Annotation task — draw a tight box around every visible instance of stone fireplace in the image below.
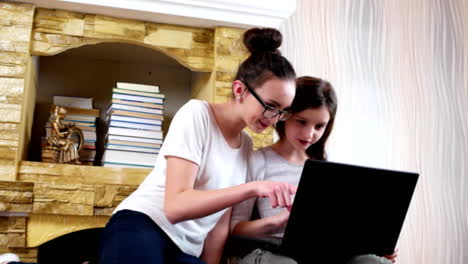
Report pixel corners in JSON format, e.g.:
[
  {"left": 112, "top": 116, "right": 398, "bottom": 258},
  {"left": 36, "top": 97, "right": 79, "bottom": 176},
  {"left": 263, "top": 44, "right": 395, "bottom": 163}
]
[{"left": 0, "top": 0, "right": 294, "bottom": 261}]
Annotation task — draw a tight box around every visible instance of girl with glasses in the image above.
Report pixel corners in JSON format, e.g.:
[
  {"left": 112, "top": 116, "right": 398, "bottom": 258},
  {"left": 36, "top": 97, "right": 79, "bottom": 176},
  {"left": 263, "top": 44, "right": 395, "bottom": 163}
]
[
  {"left": 97, "top": 27, "right": 298, "bottom": 264},
  {"left": 229, "top": 76, "right": 397, "bottom": 264}
]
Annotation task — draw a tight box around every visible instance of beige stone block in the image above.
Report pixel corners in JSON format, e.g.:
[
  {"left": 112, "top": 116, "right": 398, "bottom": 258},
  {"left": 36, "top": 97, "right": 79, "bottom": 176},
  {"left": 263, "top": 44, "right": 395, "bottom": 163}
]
[
  {"left": 184, "top": 47, "right": 212, "bottom": 58},
  {"left": 0, "top": 181, "right": 34, "bottom": 212},
  {"left": 0, "top": 103, "right": 21, "bottom": 122},
  {"left": 34, "top": 9, "right": 85, "bottom": 36},
  {"left": 0, "top": 150, "right": 16, "bottom": 161},
  {"left": 0, "top": 25, "right": 32, "bottom": 43},
  {"left": 0, "top": 41, "right": 29, "bottom": 54},
  {"left": 18, "top": 173, "right": 83, "bottom": 185},
  {"left": 145, "top": 29, "right": 193, "bottom": 49},
  {"left": 0, "top": 203, "right": 31, "bottom": 213},
  {"left": 0, "top": 2, "right": 34, "bottom": 23},
  {"left": 94, "top": 185, "right": 136, "bottom": 215},
  {"left": 0, "top": 52, "right": 28, "bottom": 66},
  {"left": 215, "top": 57, "right": 241, "bottom": 72},
  {"left": 18, "top": 161, "right": 148, "bottom": 186},
  {"left": 33, "top": 183, "right": 94, "bottom": 215},
  {"left": 0, "top": 190, "right": 33, "bottom": 203},
  {"left": 216, "top": 37, "right": 245, "bottom": 56},
  {"left": 0, "top": 216, "right": 27, "bottom": 248},
  {"left": 94, "top": 185, "right": 118, "bottom": 207},
  {"left": 0, "top": 139, "right": 18, "bottom": 148},
  {"left": 184, "top": 56, "right": 214, "bottom": 72},
  {"left": 0, "top": 65, "right": 25, "bottom": 78},
  {"left": 91, "top": 15, "right": 145, "bottom": 40},
  {"left": 193, "top": 31, "right": 213, "bottom": 44},
  {"left": 0, "top": 77, "right": 24, "bottom": 97},
  {"left": 215, "top": 87, "right": 232, "bottom": 97},
  {"left": 31, "top": 32, "right": 98, "bottom": 56},
  {"left": 0, "top": 123, "right": 19, "bottom": 139},
  {"left": 216, "top": 27, "right": 245, "bottom": 39},
  {"left": 216, "top": 72, "right": 235, "bottom": 82}
]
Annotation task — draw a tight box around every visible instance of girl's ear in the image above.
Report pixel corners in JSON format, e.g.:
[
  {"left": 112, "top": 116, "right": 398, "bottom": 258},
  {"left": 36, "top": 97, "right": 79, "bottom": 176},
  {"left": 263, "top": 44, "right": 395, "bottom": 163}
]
[{"left": 232, "top": 80, "right": 246, "bottom": 101}]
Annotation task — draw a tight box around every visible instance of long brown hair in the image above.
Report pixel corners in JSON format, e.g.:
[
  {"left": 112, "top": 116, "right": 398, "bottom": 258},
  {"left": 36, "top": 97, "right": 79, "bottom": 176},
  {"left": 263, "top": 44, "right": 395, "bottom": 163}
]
[{"left": 275, "top": 76, "right": 338, "bottom": 160}]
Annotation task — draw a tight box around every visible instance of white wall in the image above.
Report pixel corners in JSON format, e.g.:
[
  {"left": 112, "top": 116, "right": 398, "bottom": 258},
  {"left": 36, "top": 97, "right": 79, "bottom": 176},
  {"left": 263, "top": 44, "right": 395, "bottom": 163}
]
[{"left": 280, "top": 0, "right": 467, "bottom": 263}]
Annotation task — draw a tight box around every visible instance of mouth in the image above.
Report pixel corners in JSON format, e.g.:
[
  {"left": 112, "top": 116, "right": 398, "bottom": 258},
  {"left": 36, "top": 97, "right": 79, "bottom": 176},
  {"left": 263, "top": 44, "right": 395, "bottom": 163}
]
[
  {"left": 297, "top": 139, "right": 310, "bottom": 146},
  {"left": 257, "top": 119, "right": 269, "bottom": 130}
]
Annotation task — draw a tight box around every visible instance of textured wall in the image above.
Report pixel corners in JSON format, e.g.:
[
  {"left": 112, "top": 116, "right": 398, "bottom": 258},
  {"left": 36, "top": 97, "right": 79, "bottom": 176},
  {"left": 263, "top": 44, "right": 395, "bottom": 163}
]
[{"left": 280, "top": 0, "right": 467, "bottom": 263}]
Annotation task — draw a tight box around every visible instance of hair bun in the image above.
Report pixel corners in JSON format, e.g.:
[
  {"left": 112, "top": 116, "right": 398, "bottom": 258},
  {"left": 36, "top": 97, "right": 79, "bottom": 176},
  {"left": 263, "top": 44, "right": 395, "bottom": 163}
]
[{"left": 243, "top": 28, "right": 282, "bottom": 54}]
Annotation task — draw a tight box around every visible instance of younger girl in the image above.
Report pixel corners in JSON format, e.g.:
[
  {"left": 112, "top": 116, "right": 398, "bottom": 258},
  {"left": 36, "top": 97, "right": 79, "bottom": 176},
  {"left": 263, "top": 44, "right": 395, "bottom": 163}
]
[{"left": 230, "top": 76, "right": 396, "bottom": 264}]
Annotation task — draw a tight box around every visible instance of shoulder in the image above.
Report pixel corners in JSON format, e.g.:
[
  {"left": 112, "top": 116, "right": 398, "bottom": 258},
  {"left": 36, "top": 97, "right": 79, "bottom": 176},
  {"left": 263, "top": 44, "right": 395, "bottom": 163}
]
[{"left": 177, "top": 99, "right": 209, "bottom": 115}]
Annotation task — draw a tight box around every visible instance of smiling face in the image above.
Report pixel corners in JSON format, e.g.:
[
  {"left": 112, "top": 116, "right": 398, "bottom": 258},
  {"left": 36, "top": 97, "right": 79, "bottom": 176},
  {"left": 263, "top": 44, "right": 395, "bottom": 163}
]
[
  {"left": 240, "top": 77, "right": 296, "bottom": 133},
  {"left": 283, "top": 106, "right": 330, "bottom": 151}
]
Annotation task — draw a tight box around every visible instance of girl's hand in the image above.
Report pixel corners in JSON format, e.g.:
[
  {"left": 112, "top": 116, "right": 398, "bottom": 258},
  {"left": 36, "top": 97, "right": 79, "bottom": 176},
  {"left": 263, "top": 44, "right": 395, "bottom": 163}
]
[
  {"left": 269, "top": 210, "right": 290, "bottom": 229},
  {"left": 383, "top": 248, "right": 398, "bottom": 263},
  {"left": 254, "top": 181, "right": 296, "bottom": 209}
]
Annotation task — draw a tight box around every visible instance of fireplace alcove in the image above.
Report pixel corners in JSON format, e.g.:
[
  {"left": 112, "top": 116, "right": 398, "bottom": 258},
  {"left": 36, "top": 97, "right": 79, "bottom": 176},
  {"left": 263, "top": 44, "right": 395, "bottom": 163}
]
[{"left": 0, "top": 5, "right": 276, "bottom": 261}]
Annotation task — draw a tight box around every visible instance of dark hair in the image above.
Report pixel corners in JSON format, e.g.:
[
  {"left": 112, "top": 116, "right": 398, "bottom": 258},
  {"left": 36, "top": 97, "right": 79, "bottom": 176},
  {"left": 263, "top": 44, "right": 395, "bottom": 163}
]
[
  {"left": 275, "top": 76, "right": 338, "bottom": 160},
  {"left": 234, "top": 28, "right": 296, "bottom": 91}
]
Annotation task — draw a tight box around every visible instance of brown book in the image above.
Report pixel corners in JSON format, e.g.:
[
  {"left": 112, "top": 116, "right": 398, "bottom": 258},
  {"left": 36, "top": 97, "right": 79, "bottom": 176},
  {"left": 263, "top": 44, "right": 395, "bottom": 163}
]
[{"left": 50, "top": 105, "right": 100, "bottom": 117}]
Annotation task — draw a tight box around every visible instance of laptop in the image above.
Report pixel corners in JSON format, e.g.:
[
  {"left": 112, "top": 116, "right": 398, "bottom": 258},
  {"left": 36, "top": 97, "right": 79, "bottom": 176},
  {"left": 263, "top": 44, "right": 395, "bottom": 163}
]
[{"left": 278, "top": 160, "right": 419, "bottom": 263}]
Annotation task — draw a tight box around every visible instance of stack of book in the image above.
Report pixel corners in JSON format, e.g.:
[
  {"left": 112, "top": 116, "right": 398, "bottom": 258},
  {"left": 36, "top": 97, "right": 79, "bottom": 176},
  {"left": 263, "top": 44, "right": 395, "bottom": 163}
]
[
  {"left": 102, "top": 82, "right": 164, "bottom": 168},
  {"left": 43, "top": 96, "right": 99, "bottom": 165}
]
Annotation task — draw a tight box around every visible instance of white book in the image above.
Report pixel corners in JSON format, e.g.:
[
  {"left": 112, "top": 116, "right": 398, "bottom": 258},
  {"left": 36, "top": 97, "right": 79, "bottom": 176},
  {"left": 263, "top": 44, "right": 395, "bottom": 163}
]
[
  {"left": 103, "top": 149, "right": 158, "bottom": 166},
  {"left": 109, "top": 120, "right": 161, "bottom": 131},
  {"left": 106, "top": 144, "right": 160, "bottom": 154},
  {"left": 108, "top": 134, "right": 163, "bottom": 145},
  {"left": 108, "top": 126, "right": 163, "bottom": 139},
  {"left": 113, "top": 93, "right": 163, "bottom": 104},
  {"left": 53, "top": 96, "right": 93, "bottom": 109},
  {"left": 116, "top": 82, "right": 160, "bottom": 94},
  {"left": 113, "top": 88, "right": 165, "bottom": 99},
  {"left": 110, "top": 103, "right": 163, "bottom": 115},
  {"left": 108, "top": 114, "right": 162, "bottom": 125}
]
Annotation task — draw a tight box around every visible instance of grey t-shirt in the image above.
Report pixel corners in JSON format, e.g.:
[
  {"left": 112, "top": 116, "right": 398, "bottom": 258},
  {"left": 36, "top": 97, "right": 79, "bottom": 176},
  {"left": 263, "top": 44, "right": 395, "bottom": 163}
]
[{"left": 231, "top": 146, "right": 303, "bottom": 239}]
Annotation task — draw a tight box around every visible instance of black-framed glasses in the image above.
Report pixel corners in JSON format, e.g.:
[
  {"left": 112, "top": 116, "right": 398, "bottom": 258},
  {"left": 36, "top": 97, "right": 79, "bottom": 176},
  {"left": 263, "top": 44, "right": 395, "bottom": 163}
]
[{"left": 243, "top": 82, "right": 291, "bottom": 121}]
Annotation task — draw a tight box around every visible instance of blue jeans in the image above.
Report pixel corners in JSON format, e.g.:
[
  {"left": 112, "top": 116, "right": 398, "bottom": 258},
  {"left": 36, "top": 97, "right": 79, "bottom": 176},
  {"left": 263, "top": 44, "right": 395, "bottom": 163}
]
[{"left": 98, "top": 210, "right": 205, "bottom": 264}]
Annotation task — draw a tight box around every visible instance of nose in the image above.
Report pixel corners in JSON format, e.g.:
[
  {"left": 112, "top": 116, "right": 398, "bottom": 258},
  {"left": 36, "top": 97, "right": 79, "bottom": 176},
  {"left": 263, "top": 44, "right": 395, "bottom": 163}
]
[{"left": 303, "top": 128, "right": 316, "bottom": 142}]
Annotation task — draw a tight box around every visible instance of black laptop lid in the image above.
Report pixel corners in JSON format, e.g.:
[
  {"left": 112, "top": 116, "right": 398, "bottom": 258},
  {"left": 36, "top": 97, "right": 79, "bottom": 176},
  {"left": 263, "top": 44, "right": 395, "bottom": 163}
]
[{"left": 280, "top": 160, "right": 419, "bottom": 263}]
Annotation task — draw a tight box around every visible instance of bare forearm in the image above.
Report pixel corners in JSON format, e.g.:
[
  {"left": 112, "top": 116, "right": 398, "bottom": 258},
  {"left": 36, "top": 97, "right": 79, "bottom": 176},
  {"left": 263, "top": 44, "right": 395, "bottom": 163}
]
[
  {"left": 165, "top": 182, "right": 257, "bottom": 224},
  {"left": 232, "top": 218, "right": 279, "bottom": 238},
  {"left": 201, "top": 209, "right": 231, "bottom": 264}
]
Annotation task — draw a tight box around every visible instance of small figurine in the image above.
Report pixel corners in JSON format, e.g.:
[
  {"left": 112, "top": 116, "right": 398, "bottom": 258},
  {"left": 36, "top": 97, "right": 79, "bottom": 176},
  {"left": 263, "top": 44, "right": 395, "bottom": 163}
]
[{"left": 42, "top": 106, "right": 83, "bottom": 164}]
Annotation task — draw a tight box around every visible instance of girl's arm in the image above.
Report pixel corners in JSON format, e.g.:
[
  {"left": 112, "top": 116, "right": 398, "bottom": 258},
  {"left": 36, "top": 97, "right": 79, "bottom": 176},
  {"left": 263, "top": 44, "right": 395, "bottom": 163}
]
[
  {"left": 232, "top": 210, "right": 290, "bottom": 237},
  {"left": 164, "top": 156, "right": 296, "bottom": 224},
  {"left": 200, "top": 209, "right": 232, "bottom": 264}
]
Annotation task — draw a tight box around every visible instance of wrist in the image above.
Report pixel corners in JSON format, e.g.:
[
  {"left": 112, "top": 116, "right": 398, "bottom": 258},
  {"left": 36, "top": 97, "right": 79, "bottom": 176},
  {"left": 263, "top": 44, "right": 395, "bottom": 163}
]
[{"left": 245, "top": 181, "right": 259, "bottom": 198}]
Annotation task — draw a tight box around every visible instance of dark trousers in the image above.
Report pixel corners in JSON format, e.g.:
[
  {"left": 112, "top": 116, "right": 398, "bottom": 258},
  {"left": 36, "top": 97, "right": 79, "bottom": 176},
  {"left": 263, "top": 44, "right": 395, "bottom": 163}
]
[{"left": 98, "top": 210, "right": 205, "bottom": 264}]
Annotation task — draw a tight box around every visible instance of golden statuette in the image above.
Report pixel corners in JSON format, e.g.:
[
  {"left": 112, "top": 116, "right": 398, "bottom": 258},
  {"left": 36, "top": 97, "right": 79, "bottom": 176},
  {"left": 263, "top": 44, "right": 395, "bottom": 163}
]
[{"left": 42, "top": 106, "right": 84, "bottom": 164}]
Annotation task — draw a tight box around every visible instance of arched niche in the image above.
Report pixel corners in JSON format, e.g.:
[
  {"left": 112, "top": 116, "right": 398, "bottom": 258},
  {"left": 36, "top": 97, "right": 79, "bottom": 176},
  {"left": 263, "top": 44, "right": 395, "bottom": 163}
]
[{"left": 30, "top": 8, "right": 214, "bottom": 72}]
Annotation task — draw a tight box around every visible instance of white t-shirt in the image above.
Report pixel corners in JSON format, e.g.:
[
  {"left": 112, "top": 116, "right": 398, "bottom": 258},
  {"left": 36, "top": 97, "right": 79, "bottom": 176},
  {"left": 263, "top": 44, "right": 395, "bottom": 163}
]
[{"left": 114, "top": 99, "right": 253, "bottom": 257}]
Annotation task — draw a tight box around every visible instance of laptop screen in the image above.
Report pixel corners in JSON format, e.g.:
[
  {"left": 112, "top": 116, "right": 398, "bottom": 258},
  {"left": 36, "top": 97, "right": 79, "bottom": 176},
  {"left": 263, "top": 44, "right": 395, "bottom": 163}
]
[{"left": 280, "top": 160, "right": 419, "bottom": 263}]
